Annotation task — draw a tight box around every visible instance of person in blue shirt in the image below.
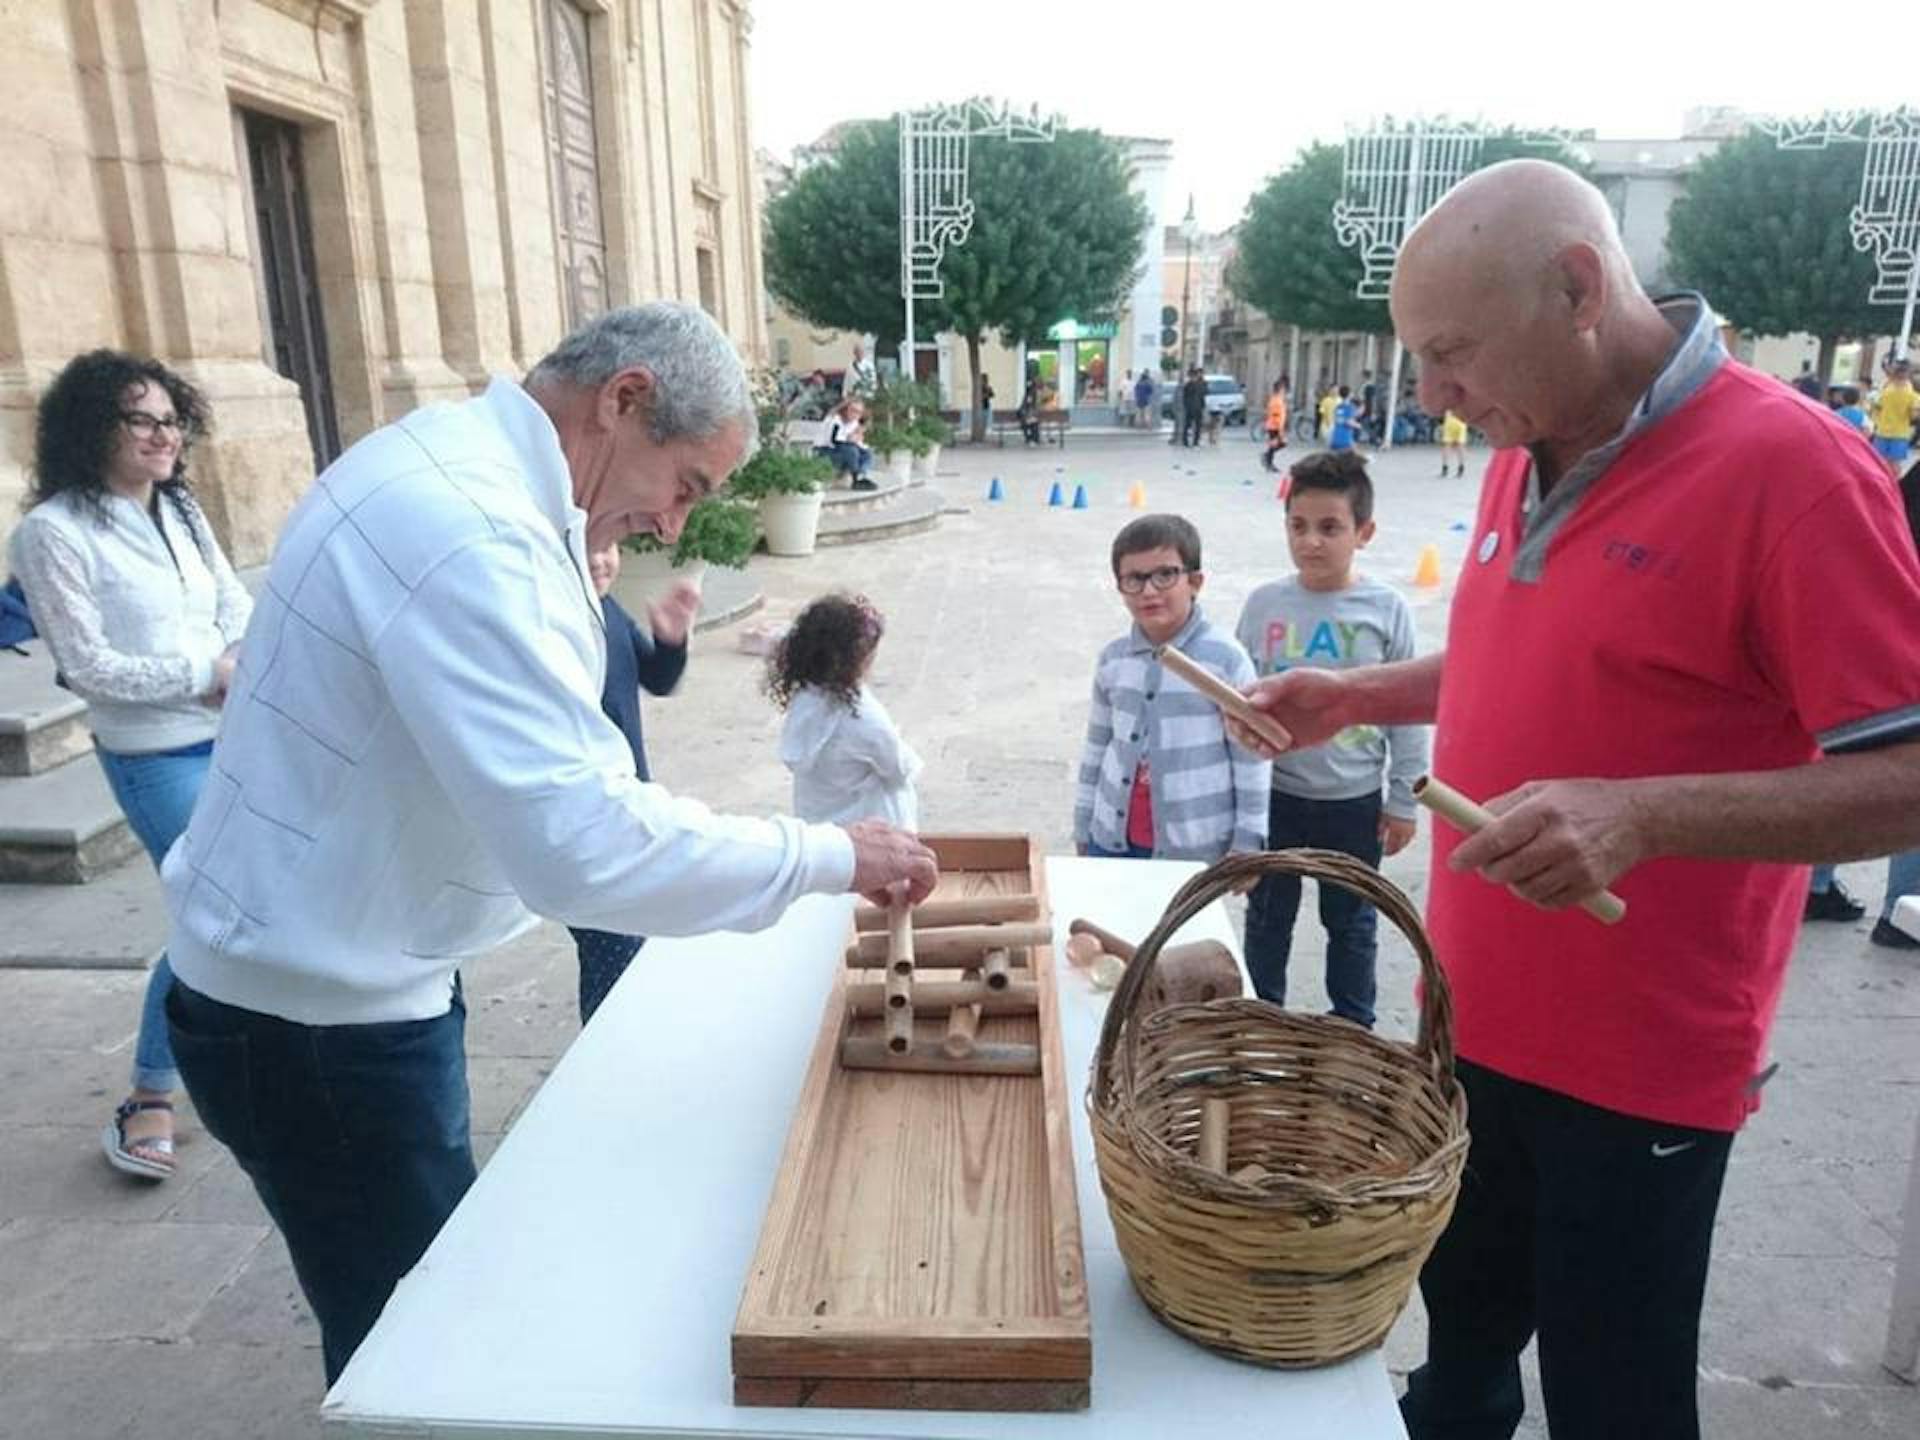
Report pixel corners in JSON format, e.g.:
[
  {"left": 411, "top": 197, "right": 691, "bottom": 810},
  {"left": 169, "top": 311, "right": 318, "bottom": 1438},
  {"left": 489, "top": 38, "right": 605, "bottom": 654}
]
[
  {"left": 1329, "top": 384, "right": 1363, "bottom": 452},
  {"left": 573, "top": 543, "right": 702, "bottom": 1021}
]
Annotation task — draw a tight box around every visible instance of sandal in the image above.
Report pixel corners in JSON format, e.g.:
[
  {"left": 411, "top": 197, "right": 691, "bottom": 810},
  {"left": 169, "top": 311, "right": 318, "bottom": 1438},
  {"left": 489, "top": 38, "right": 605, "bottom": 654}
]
[{"left": 102, "top": 1098, "right": 175, "bottom": 1181}]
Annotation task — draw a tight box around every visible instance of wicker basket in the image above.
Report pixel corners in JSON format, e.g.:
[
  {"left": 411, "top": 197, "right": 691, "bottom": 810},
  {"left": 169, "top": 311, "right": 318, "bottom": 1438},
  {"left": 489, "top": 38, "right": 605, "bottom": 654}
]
[{"left": 1089, "top": 849, "right": 1469, "bottom": 1368}]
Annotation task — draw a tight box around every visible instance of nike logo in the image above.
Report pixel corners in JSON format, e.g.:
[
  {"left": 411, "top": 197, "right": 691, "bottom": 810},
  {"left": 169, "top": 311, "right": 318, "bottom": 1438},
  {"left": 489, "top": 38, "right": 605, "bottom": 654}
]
[{"left": 1650, "top": 1141, "right": 1697, "bottom": 1159}]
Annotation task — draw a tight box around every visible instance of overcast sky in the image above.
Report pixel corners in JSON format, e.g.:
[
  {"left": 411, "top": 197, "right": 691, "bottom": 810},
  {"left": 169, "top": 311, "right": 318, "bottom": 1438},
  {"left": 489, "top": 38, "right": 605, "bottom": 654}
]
[{"left": 750, "top": 1, "right": 1887, "bottom": 230}]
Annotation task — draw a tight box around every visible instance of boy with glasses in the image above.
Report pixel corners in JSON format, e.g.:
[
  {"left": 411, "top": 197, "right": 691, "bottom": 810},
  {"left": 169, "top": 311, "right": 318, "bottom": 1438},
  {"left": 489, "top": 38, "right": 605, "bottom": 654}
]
[
  {"left": 1233, "top": 450, "right": 1427, "bottom": 1028},
  {"left": 1073, "top": 514, "right": 1269, "bottom": 861}
]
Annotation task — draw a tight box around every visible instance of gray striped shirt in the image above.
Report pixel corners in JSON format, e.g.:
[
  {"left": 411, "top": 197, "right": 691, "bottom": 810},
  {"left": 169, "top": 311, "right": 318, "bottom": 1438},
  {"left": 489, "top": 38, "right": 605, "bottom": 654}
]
[{"left": 1073, "top": 607, "right": 1271, "bottom": 859}]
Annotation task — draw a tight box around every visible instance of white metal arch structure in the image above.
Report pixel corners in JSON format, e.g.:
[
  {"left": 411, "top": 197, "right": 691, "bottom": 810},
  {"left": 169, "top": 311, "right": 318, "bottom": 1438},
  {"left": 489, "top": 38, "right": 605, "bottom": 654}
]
[
  {"left": 1332, "top": 121, "right": 1568, "bottom": 446},
  {"left": 898, "top": 100, "right": 1055, "bottom": 384},
  {"left": 1762, "top": 108, "right": 1920, "bottom": 360}
]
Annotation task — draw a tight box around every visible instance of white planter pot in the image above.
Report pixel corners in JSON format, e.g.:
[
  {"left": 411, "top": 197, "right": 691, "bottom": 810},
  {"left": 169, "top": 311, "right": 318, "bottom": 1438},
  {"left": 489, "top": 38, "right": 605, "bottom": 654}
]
[
  {"left": 911, "top": 443, "right": 941, "bottom": 480},
  {"left": 759, "top": 491, "right": 825, "bottom": 557},
  {"left": 885, "top": 450, "right": 913, "bottom": 485},
  {"left": 610, "top": 548, "right": 706, "bottom": 613}
]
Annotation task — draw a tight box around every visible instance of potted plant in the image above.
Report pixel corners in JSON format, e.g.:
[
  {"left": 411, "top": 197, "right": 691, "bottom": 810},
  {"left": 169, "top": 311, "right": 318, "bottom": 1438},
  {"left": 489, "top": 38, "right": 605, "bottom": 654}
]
[
  {"left": 617, "top": 494, "right": 758, "bottom": 609},
  {"left": 729, "top": 445, "right": 832, "bottom": 557},
  {"left": 866, "top": 420, "right": 914, "bottom": 485},
  {"left": 909, "top": 411, "right": 949, "bottom": 479}
]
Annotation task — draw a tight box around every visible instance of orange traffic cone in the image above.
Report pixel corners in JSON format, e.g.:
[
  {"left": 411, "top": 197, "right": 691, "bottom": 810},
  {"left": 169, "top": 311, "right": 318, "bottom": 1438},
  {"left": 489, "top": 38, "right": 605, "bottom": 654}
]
[
  {"left": 1413, "top": 543, "right": 1443, "bottom": 588},
  {"left": 1127, "top": 480, "right": 1147, "bottom": 509}
]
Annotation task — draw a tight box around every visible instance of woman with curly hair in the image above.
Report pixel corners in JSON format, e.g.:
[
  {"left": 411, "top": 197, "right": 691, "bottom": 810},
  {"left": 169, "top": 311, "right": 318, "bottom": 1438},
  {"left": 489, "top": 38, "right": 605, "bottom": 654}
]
[
  {"left": 768, "top": 593, "right": 921, "bottom": 828},
  {"left": 8, "top": 350, "right": 253, "bottom": 1181}
]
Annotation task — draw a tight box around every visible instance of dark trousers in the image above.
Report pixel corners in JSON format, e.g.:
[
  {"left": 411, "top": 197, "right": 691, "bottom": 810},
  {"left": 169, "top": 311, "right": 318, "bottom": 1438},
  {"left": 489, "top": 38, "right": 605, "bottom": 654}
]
[
  {"left": 569, "top": 928, "right": 645, "bottom": 1023},
  {"left": 1401, "top": 1060, "right": 1734, "bottom": 1440},
  {"left": 166, "top": 979, "right": 477, "bottom": 1385},
  {"left": 1181, "top": 409, "right": 1203, "bottom": 446},
  {"left": 1085, "top": 839, "right": 1155, "bottom": 859},
  {"left": 1243, "top": 789, "right": 1382, "bottom": 1026}
]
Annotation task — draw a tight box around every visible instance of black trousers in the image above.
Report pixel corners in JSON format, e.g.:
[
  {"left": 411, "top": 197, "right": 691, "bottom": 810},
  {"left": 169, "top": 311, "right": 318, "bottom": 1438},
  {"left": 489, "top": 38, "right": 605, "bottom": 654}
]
[{"left": 1401, "top": 1059, "right": 1734, "bottom": 1440}]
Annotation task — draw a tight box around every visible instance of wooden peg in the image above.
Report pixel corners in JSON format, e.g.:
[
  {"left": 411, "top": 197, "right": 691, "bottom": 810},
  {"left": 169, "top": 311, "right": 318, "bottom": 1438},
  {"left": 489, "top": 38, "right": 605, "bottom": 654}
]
[
  {"left": 845, "top": 923, "right": 1050, "bottom": 967},
  {"left": 846, "top": 979, "right": 1039, "bottom": 1018},
  {"left": 1198, "top": 1098, "right": 1230, "bottom": 1174},
  {"left": 852, "top": 895, "right": 1042, "bottom": 932},
  {"left": 943, "top": 968, "right": 983, "bottom": 1059},
  {"left": 982, "top": 947, "right": 1012, "bottom": 991}
]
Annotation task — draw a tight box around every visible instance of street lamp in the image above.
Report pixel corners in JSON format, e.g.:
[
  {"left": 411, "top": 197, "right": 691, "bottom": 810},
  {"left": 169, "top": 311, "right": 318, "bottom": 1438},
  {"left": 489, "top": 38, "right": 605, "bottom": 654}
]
[{"left": 1179, "top": 195, "right": 1198, "bottom": 371}]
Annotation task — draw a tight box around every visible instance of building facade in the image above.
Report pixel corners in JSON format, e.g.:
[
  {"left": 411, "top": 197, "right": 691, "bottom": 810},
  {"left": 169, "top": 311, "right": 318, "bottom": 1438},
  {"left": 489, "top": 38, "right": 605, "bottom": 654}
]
[{"left": 2, "top": 0, "right": 764, "bottom": 566}]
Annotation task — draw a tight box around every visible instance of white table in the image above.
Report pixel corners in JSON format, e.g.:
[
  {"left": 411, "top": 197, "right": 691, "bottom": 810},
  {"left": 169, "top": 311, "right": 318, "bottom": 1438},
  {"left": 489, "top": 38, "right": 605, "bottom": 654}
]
[{"left": 323, "top": 857, "right": 1407, "bottom": 1437}]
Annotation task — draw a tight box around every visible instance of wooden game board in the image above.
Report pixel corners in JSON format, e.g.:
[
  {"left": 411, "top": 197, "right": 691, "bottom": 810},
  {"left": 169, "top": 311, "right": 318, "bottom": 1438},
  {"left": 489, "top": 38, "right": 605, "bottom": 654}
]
[{"left": 731, "top": 834, "right": 1091, "bottom": 1410}]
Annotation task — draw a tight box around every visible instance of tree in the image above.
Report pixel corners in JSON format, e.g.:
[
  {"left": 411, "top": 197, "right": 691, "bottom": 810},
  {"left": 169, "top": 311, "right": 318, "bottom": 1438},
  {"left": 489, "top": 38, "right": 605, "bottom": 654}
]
[
  {"left": 1665, "top": 129, "right": 1882, "bottom": 383},
  {"left": 1228, "top": 130, "right": 1591, "bottom": 339},
  {"left": 764, "top": 114, "right": 1149, "bottom": 440}
]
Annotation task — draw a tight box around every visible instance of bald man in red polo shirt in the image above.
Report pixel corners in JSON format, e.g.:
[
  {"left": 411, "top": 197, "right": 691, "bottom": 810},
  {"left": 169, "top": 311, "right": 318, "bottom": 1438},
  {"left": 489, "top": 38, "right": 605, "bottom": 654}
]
[{"left": 1236, "top": 160, "right": 1920, "bottom": 1440}]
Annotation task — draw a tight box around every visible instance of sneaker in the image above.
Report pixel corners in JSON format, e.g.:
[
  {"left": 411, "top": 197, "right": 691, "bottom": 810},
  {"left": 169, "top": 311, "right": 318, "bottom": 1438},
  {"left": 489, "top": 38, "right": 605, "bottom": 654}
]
[
  {"left": 1871, "top": 917, "right": 1920, "bottom": 949},
  {"left": 850, "top": 477, "right": 878, "bottom": 492},
  {"left": 1805, "top": 881, "right": 1867, "bottom": 922}
]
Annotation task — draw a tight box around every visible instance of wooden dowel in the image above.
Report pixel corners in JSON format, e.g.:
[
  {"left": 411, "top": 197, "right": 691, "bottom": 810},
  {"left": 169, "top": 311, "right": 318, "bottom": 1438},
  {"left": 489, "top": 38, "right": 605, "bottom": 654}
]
[
  {"left": 1155, "top": 644, "right": 1293, "bottom": 753},
  {"left": 886, "top": 901, "right": 915, "bottom": 978},
  {"left": 844, "top": 923, "right": 1050, "bottom": 967},
  {"left": 846, "top": 979, "right": 1039, "bottom": 1018},
  {"left": 852, "top": 895, "right": 1042, "bottom": 932},
  {"left": 883, "top": 966, "right": 913, "bottom": 1010},
  {"left": 840, "top": 1036, "right": 1040, "bottom": 1076},
  {"left": 1199, "top": 1098, "right": 1230, "bottom": 1174},
  {"left": 883, "top": 996, "right": 914, "bottom": 1054},
  {"left": 1413, "top": 774, "right": 1628, "bottom": 926},
  {"left": 943, "top": 968, "right": 983, "bottom": 1059},
  {"left": 982, "top": 947, "right": 1012, "bottom": 991}
]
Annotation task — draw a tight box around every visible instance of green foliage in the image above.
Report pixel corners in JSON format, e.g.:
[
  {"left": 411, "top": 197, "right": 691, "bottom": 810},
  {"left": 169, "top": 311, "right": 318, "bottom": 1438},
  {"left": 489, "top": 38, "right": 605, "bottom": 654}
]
[
  {"left": 865, "top": 420, "right": 911, "bottom": 456},
  {"left": 1665, "top": 128, "right": 1882, "bottom": 346},
  {"left": 622, "top": 496, "right": 759, "bottom": 569},
  {"left": 728, "top": 446, "right": 831, "bottom": 500},
  {"left": 764, "top": 112, "right": 1149, "bottom": 356},
  {"left": 1228, "top": 129, "right": 1592, "bottom": 335}
]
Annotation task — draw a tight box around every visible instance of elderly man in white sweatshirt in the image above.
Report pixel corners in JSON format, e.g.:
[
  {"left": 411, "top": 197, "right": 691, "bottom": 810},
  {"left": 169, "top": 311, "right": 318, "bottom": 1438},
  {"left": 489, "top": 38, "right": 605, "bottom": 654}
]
[{"left": 159, "top": 303, "right": 938, "bottom": 1384}]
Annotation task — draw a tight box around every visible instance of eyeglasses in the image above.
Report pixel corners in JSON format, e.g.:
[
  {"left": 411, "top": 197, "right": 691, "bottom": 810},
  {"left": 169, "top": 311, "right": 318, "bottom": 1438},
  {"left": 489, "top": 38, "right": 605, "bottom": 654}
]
[
  {"left": 120, "top": 412, "right": 185, "bottom": 439},
  {"left": 1116, "top": 565, "right": 1191, "bottom": 595}
]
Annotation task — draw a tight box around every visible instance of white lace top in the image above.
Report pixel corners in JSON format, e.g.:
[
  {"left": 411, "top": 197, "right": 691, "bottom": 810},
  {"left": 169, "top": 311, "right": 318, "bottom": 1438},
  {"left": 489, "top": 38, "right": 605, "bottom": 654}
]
[{"left": 8, "top": 487, "right": 252, "bottom": 754}]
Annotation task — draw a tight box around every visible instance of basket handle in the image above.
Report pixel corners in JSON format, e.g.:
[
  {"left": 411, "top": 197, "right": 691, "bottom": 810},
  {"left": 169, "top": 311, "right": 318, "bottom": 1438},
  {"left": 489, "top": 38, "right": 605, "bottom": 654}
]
[{"left": 1090, "top": 849, "right": 1455, "bottom": 1110}]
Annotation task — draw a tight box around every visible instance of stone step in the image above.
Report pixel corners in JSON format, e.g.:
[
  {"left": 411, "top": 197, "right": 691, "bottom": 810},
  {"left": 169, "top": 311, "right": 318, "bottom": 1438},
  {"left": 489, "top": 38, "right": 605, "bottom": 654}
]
[
  {"left": 820, "top": 474, "right": 911, "bottom": 515},
  {"left": 815, "top": 486, "right": 946, "bottom": 548},
  {"left": 0, "top": 757, "right": 140, "bottom": 884},
  {"left": 0, "top": 646, "right": 91, "bottom": 777},
  {"left": 0, "top": 857, "right": 167, "bottom": 968}
]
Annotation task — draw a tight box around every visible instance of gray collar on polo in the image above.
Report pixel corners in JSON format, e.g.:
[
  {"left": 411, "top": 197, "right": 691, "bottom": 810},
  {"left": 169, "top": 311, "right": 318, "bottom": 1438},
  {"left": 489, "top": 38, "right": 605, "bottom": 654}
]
[{"left": 1511, "top": 292, "right": 1727, "bottom": 583}]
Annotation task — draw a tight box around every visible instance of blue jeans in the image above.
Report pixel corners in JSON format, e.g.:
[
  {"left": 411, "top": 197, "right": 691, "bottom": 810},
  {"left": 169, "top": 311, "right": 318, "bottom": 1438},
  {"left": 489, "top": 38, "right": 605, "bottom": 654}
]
[
  {"left": 1883, "top": 850, "right": 1920, "bottom": 920},
  {"left": 815, "top": 441, "right": 871, "bottom": 477},
  {"left": 568, "top": 928, "right": 645, "bottom": 1023},
  {"left": 166, "top": 978, "right": 477, "bottom": 1385},
  {"left": 95, "top": 739, "right": 212, "bottom": 1093},
  {"left": 1244, "top": 789, "right": 1383, "bottom": 1027}
]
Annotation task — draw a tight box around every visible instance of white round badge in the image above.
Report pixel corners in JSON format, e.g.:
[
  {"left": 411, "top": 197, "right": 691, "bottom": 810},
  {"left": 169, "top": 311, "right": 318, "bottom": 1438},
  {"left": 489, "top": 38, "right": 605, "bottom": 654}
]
[{"left": 1478, "top": 530, "right": 1501, "bottom": 564}]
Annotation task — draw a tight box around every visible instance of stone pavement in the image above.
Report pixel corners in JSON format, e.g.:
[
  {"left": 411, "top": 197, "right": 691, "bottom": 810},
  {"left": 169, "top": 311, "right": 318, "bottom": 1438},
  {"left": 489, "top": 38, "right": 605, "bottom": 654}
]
[{"left": 0, "top": 430, "right": 1914, "bottom": 1438}]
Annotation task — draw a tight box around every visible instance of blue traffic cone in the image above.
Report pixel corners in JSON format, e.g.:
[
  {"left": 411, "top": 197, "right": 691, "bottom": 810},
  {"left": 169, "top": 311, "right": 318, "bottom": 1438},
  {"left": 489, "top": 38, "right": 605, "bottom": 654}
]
[
  {"left": 1071, "top": 484, "right": 1089, "bottom": 510},
  {"left": 987, "top": 477, "right": 1005, "bottom": 502},
  {"left": 1047, "top": 481, "right": 1064, "bottom": 507}
]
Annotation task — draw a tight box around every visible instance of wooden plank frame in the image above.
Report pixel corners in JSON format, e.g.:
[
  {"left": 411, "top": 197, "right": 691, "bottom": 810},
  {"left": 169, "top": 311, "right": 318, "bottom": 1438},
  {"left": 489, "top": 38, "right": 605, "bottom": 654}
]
[{"left": 731, "top": 834, "right": 1090, "bottom": 1410}]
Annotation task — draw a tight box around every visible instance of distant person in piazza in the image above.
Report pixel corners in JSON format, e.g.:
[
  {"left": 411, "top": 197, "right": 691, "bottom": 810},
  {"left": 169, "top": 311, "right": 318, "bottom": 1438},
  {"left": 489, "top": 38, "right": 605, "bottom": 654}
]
[
  {"left": 1234, "top": 160, "right": 1920, "bottom": 1440},
  {"left": 158, "top": 303, "right": 938, "bottom": 1385}
]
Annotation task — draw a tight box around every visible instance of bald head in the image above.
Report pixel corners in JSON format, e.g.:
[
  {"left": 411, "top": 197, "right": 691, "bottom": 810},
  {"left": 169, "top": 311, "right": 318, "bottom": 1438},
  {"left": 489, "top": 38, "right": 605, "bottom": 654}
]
[
  {"left": 1395, "top": 160, "right": 1634, "bottom": 317},
  {"left": 1390, "top": 160, "right": 1673, "bottom": 459}
]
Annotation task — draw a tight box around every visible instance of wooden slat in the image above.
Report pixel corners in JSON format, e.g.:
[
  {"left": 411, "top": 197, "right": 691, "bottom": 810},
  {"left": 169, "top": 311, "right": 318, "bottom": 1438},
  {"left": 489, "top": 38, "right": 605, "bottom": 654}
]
[
  {"left": 732, "top": 834, "right": 1090, "bottom": 1405},
  {"left": 844, "top": 923, "right": 1050, "bottom": 966}
]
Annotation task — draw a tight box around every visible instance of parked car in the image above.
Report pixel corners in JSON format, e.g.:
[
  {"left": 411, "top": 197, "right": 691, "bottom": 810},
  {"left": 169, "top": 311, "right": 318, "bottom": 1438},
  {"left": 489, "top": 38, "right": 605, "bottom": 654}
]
[{"left": 1159, "top": 374, "right": 1249, "bottom": 426}]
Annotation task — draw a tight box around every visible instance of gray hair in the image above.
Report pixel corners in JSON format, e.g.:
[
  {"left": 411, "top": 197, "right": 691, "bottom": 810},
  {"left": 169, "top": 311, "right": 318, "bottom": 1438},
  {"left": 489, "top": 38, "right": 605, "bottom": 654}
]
[{"left": 528, "top": 302, "right": 755, "bottom": 453}]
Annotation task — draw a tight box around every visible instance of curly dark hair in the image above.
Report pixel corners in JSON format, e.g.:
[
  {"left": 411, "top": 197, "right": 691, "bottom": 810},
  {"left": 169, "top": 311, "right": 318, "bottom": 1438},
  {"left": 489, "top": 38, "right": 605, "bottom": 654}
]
[
  {"left": 764, "top": 593, "right": 884, "bottom": 711},
  {"left": 29, "top": 350, "right": 211, "bottom": 535}
]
